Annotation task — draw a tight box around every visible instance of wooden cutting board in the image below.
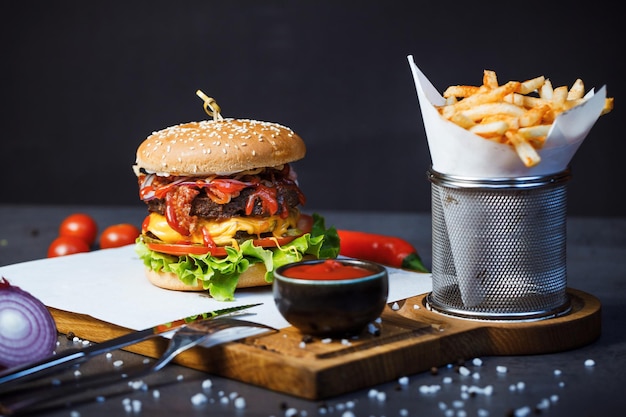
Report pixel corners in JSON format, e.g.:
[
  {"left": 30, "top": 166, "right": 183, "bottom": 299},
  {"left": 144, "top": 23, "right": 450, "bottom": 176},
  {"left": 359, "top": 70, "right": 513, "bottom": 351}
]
[{"left": 49, "top": 288, "right": 601, "bottom": 400}]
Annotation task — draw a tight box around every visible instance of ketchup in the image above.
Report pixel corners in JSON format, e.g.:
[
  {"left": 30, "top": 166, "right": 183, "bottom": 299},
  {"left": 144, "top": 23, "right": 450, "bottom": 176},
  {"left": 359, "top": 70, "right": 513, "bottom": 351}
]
[{"left": 282, "top": 259, "right": 372, "bottom": 280}]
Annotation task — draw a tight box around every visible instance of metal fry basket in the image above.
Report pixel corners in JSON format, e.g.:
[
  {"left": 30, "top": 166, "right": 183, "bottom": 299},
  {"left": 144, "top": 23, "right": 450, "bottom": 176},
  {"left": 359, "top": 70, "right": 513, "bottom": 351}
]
[{"left": 427, "top": 168, "right": 572, "bottom": 321}]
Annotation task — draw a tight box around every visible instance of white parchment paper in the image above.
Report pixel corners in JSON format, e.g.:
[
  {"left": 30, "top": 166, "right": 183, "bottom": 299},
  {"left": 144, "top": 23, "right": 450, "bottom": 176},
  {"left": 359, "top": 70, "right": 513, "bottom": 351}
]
[{"left": 0, "top": 245, "right": 432, "bottom": 331}]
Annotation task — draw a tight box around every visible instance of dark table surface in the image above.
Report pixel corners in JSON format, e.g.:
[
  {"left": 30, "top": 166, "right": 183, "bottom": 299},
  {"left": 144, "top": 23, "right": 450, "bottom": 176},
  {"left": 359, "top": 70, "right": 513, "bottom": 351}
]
[{"left": 1, "top": 204, "right": 625, "bottom": 416}]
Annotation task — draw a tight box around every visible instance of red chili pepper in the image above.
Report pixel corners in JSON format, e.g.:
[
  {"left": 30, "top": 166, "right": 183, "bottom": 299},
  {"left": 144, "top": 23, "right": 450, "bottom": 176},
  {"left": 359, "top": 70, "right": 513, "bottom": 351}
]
[{"left": 337, "top": 230, "right": 429, "bottom": 273}]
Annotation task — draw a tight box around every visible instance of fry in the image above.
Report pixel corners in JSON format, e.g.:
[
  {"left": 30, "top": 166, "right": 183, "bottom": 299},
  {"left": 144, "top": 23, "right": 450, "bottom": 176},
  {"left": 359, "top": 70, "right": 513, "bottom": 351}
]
[
  {"left": 448, "top": 81, "right": 521, "bottom": 111},
  {"left": 519, "top": 104, "right": 550, "bottom": 127},
  {"left": 506, "top": 131, "right": 541, "bottom": 167},
  {"left": 443, "top": 85, "right": 481, "bottom": 98},
  {"left": 449, "top": 112, "right": 475, "bottom": 129},
  {"left": 435, "top": 70, "right": 614, "bottom": 167},
  {"left": 469, "top": 121, "right": 509, "bottom": 138},
  {"left": 520, "top": 75, "right": 545, "bottom": 95},
  {"left": 462, "top": 102, "right": 526, "bottom": 121},
  {"left": 539, "top": 79, "right": 553, "bottom": 100},
  {"left": 483, "top": 70, "right": 498, "bottom": 89},
  {"left": 567, "top": 79, "right": 585, "bottom": 100}
]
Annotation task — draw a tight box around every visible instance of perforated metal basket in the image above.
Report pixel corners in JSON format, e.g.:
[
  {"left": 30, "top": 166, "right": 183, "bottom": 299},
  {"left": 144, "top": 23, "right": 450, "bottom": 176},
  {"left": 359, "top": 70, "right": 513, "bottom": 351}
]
[{"left": 426, "top": 168, "right": 572, "bottom": 321}]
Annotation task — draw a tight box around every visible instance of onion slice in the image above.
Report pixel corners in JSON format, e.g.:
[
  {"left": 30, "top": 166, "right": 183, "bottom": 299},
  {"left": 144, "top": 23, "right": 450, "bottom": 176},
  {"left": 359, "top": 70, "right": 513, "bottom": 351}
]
[{"left": 0, "top": 277, "right": 57, "bottom": 369}]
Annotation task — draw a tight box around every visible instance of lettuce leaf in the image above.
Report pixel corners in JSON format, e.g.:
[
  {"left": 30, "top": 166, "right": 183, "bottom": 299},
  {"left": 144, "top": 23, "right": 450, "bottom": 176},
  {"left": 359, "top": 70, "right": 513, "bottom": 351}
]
[{"left": 135, "top": 213, "right": 340, "bottom": 301}]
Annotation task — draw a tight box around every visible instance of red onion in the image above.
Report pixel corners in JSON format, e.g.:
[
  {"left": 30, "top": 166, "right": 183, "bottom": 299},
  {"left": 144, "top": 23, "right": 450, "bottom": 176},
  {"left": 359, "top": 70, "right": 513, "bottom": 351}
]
[{"left": 0, "top": 277, "right": 57, "bottom": 369}]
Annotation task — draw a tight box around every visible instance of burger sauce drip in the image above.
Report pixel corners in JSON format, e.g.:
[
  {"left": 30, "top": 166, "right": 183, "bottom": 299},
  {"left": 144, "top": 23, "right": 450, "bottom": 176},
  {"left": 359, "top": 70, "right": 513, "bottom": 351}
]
[
  {"left": 205, "top": 179, "right": 249, "bottom": 204},
  {"left": 202, "top": 227, "right": 219, "bottom": 250},
  {"left": 245, "top": 181, "right": 280, "bottom": 218},
  {"left": 165, "top": 187, "right": 199, "bottom": 236}
]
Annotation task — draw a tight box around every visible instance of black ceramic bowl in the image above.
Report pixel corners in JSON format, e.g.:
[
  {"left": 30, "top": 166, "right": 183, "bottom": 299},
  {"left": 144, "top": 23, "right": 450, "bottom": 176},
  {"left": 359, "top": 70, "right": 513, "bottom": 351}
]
[{"left": 273, "top": 259, "right": 389, "bottom": 337}]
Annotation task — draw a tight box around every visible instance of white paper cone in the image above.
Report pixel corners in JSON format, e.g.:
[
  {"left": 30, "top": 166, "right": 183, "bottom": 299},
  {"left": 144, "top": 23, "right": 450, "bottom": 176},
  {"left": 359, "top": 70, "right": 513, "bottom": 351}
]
[{"left": 407, "top": 55, "right": 607, "bottom": 178}]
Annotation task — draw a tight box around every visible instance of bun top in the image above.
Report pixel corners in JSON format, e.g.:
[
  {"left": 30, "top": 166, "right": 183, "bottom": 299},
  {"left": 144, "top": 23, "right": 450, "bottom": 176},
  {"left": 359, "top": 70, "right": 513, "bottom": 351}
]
[{"left": 135, "top": 118, "right": 306, "bottom": 176}]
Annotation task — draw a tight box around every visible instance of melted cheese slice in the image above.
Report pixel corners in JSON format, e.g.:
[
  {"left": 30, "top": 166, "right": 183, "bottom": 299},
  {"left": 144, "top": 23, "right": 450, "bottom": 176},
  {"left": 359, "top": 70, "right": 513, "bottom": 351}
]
[{"left": 146, "top": 212, "right": 299, "bottom": 246}]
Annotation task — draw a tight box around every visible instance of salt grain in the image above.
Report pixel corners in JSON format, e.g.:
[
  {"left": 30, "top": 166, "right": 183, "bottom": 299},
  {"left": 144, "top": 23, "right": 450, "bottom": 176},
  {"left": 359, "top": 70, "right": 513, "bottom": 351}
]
[
  {"left": 341, "top": 411, "right": 355, "bottom": 417},
  {"left": 553, "top": 369, "right": 562, "bottom": 376},
  {"left": 514, "top": 406, "right": 531, "bottom": 416},
  {"left": 458, "top": 366, "right": 470, "bottom": 376},
  {"left": 376, "top": 391, "right": 386, "bottom": 401},
  {"left": 113, "top": 360, "right": 124, "bottom": 367},
  {"left": 452, "top": 400, "right": 464, "bottom": 408},
  {"left": 131, "top": 400, "right": 142, "bottom": 413},
  {"left": 584, "top": 359, "right": 596, "bottom": 367},
  {"left": 442, "top": 376, "right": 453, "bottom": 384},
  {"left": 285, "top": 407, "right": 299, "bottom": 417},
  {"left": 391, "top": 302, "right": 400, "bottom": 310},
  {"left": 191, "top": 393, "right": 208, "bottom": 405},
  {"left": 201, "top": 379, "right": 213, "bottom": 389},
  {"left": 367, "top": 389, "right": 378, "bottom": 398},
  {"left": 496, "top": 365, "right": 508, "bottom": 373},
  {"left": 419, "top": 384, "right": 442, "bottom": 394},
  {"left": 398, "top": 376, "right": 409, "bottom": 385},
  {"left": 153, "top": 389, "right": 160, "bottom": 399},
  {"left": 367, "top": 322, "right": 380, "bottom": 336},
  {"left": 536, "top": 398, "right": 551, "bottom": 410},
  {"left": 234, "top": 397, "right": 246, "bottom": 409},
  {"left": 472, "top": 358, "right": 483, "bottom": 366},
  {"left": 129, "top": 380, "right": 147, "bottom": 391}
]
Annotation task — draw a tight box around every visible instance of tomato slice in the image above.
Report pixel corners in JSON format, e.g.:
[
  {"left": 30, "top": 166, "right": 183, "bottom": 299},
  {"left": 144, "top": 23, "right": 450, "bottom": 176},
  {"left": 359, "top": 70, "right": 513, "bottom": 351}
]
[{"left": 146, "top": 214, "right": 314, "bottom": 257}]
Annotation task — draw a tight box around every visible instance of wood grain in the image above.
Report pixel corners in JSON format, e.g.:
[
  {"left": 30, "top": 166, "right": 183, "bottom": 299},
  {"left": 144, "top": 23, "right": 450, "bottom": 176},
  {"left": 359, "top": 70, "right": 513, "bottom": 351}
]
[{"left": 49, "top": 288, "right": 601, "bottom": 400}]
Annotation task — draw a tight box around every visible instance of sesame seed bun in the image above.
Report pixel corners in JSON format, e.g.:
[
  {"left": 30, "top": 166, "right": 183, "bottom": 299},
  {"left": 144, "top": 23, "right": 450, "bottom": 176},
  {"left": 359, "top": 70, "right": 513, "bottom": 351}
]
[
  {"left": 135, "top": 118, "right": 306, "bottom": 176},
  {"left": 144, "top": 263, "right": 269, "bottom": 291}
]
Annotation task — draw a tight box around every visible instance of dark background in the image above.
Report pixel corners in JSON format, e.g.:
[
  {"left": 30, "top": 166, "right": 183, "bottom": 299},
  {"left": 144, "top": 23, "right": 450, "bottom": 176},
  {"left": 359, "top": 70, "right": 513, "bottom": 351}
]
[{"left": 2, "top": 1, "right": 623, "bottom": 216}]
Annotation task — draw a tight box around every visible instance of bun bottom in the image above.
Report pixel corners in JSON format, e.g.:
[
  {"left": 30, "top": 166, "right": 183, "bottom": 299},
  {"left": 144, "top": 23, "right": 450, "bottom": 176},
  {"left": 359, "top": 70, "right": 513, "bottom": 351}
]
[{"left": 145, "top": 263, "right": 269, "bottom": 292}]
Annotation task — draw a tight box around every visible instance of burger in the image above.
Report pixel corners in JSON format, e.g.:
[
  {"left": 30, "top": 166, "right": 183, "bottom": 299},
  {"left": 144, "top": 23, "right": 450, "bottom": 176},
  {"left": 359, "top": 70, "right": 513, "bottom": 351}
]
[{"left": 133, "top": 117, "right": 339, "bottom": 301}]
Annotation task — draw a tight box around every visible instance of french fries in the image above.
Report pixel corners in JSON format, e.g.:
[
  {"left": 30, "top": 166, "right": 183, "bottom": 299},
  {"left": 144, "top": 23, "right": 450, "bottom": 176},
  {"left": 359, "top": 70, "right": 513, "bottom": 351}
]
[{"left": 436, "top": 71, "right": 614, "bottom": 167}]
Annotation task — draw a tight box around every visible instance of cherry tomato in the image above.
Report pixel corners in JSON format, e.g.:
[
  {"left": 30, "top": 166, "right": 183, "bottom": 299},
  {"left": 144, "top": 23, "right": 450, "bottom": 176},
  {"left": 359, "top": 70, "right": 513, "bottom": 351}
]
[
  {"left": 59, "top": 213, "right": 98, "bottom": 246},
  {"left": 100, "top": 224, "right": 141, "bottom": 249},
  {"left": 48, "top": 236, "right": 91, "bottom": 258}
]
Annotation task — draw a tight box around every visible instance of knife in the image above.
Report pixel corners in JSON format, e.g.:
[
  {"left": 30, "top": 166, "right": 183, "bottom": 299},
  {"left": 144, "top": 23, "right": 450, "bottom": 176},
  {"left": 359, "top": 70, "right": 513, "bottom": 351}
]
[{"left": 0, "top": 303, "right": 261, "bottom": 387}]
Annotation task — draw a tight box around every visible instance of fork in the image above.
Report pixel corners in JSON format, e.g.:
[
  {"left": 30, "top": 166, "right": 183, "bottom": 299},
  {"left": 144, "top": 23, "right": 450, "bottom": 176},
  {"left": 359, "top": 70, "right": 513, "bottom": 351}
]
[{"left": 0, "top": 317, "right": 276, "bottom": 416}]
